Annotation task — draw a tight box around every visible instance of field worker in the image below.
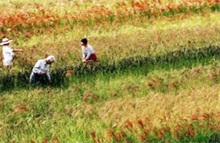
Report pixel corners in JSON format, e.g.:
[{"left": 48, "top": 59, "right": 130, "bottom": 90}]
[
  {"left": 29, "top": 55, "right": 55, "bottom": 84},
  {"left": 81, "top": 38, "right": 97, "bottom": 63},
  {"left": 0, "top": 37, "right": 23, "bottom": 69}
]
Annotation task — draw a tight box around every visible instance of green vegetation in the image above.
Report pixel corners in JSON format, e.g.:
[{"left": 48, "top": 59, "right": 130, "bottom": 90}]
[{"left": 0, "top": 0, "right": 220, "bottom": 142}]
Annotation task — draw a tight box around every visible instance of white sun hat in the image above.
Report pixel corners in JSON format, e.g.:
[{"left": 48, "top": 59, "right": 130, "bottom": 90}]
[
  {"left": 0, "top": 38, "right": 13, "bottom": 45},
  {"left": 46, "top": 55, "right": 55, "bottom": 62}
]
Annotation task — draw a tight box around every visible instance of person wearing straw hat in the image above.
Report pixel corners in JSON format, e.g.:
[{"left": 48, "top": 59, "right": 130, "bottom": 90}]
[
  {"left": 29, "top": 55, "right": 55, "bottom": 84},
  {"left": 0, "top": 37, "right": 23, "bottom": 68},
  {"left": 81, "top": 38, "right": 97, "bottom": 63}
]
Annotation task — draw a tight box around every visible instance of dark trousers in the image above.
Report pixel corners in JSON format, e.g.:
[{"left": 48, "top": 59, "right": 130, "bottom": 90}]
[{"left": 29, "top": 72, "right": 49, "bottom": 84}]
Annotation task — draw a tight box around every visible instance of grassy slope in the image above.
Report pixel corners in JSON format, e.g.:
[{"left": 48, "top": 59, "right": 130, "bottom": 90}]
[
  {"left": 1, "top": 61, "right": 220, "bottom": 142},
  {"left": 3, "top": 11, "right": 219, "bottom": 72},
  {"left": 0, "top": 1, "right": 220, "bottom": 142}
]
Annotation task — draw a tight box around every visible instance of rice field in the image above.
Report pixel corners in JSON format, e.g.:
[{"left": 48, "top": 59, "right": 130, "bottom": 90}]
[{"left": 0, "top": 0, "right": 220, "bottom": 142}]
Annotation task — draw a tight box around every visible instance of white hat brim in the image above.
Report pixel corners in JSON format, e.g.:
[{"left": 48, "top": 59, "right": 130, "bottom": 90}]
[{"left": 0, "top": 40, "right": 13, "bottom": 45}]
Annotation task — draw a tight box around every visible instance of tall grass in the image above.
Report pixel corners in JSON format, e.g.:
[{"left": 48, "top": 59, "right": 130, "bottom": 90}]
[
  {"left": 0, "top": 1, "right": 220, "bottom": 142},
  {"left": 1, "top": 44, "right": 220, "bottom": 91},
  {"left": 0, "top": 0, "right": 219, "bottom": 40},
  {"left": 1, "top": 62, "right": 220, "bottom": 142},
  {"left": 2, "top": 12, "right": 219, "bottom": 72}
]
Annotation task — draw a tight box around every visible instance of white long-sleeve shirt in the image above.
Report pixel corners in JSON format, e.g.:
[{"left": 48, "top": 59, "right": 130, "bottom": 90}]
[
  {"left": 31, "top": 59, "right": 51, "bottom": 81},
  {"left": 81, "top": 44, "right": 95, "bottom": 60},
  {"left": 2, "top": 45, "right": 14, "bottom": 66}
]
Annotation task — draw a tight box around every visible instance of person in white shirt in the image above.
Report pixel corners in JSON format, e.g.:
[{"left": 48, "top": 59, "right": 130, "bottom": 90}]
[
  {"left": 81, "top": 38, "right": 97, "bottom": 63},
  {"left": 29, "top": 55, "right": 55, "bottom": 84},
  {"left": 0, "top": 38, "right": 23, "bottom": 69}
]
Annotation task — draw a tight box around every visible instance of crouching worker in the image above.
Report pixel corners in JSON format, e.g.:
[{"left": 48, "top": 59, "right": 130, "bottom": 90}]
[
  {"left": 81, "top": 38, "right": 97, "bottom": 63},
  {"left": 29, "top": 55, "right": 55, "bottom": 85}
]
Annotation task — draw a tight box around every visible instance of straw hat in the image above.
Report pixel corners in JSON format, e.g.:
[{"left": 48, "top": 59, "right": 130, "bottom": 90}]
[{"left": 0, "top": 38, "right": 13, "bottom": 45}]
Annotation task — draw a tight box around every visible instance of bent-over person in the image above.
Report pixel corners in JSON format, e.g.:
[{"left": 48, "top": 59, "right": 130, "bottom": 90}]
[
  {"left": 29, "top": 55, "right": 55, "bottom": 84},
  {"left": 81, "top": 38, "right": 97, "bottom": 63}
]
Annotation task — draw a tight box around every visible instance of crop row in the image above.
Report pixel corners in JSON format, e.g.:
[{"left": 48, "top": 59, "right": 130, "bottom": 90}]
[
  {"left": 93, "top": 111, "right": 220, "bottom": 142},
  {"left": 0, "top": 45, "right": 220, "bottom": 92},
  {"left": 68, "top": 83, "right": 220, "bottom": 143},
  {"left": 72, "top": 45, "right": 220, "bottom": 76},
  {"left": 0, "top": 1, "right": 219, "bottom": 38},
  {"left": 0, "top": 68, "right": 67, "bottom": 92}
]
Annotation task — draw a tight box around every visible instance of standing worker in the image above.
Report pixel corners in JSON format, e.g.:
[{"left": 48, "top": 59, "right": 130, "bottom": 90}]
[
  {"left": 29, "top": 55, "right": 55, "bottom": 84},
  {"left": 81, "top": 38, "right": 97, "bottom": 63},
  {"left": 0, "top": 37, "right": 23, "bottom": 69}
]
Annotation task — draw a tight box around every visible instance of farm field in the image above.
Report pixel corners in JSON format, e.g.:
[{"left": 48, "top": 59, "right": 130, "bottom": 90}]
[{"left": 0, "top": 0, "right": 220, "bottom": 142}]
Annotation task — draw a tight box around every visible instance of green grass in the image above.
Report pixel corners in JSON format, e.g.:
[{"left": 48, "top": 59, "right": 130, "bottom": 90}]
[
  {"left": 4, "top": 11, "right": 220, "bottom": 72},
  {"left": 1, "top": 1, "right": 220, "bottom": 142},
  {"left": 1, "top": 62, "right": 220, "bottom": 142},
  {"left": 1, "top": 43, "right": 220, "bottom": 92}
]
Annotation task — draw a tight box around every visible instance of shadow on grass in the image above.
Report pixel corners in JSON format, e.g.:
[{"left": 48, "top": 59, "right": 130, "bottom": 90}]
[{"left": 0, "top": 45, "right": 220, "bottom": 93}]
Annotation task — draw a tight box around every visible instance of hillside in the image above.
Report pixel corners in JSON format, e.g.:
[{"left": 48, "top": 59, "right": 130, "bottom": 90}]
[{"left": 0, "top": 0, "right": 220, "bottom": 142}]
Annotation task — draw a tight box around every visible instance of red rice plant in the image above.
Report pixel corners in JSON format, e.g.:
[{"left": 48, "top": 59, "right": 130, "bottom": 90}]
[
  {"left": 190, "top": 114, "right": 199, "bottom": 121},
  {"left": 65, "top": 70, "right": 74, "bottom": 77},
  {"left": 90, "top": 131, "right": 101, "bottom": 143},
  {"left": 30, "top": 140, "right": 36, "bottom": 143},
  {"left": 52, "top": 137, "right": 60, "bottom": 143},
  {"left": 0, "top": 0, "right": 219, "bottom": 39},
  {"left": 173, "top": 123, "right": 183, "bottom": 140},
  {"left": 137, "top": 119, "right": 144, "bottom": 129},
  {"left": 106, "top": 129, "right": 114, "bottom": 138},
  {"left": 139, "top": 135, "right": 145, "bottom": 141},
  {"left": 215, "top": 121, "right": 220, "bottom": 130},
  {"left": 157, "top": 128, "right": 165, "bottom": 140},
  {"left": 42, "top": 139, "right": 48, "bottom": 143},
  {"left": 201, "top": 113, "right": 210, "bottom": 120},
  {"left": 215, "top": 112, "right": 220, "bottom": 119},
  {"left": 185, "top": 124, "right": 196, "bottom": 137},
  {"left": 113, "top": 132, "right": 122, "bottom": 142},
  {"left": 124, "top": 120, "right": 134, "bottom": 131},
  {"left": 13, "top": 104, "right": 27, "bottom": 113},
  {"left": 190, "top": 109, "right": 201, "bottom": 121},
  {"left": 82, "top": 92, "right": 99, "bottom": 103}
]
